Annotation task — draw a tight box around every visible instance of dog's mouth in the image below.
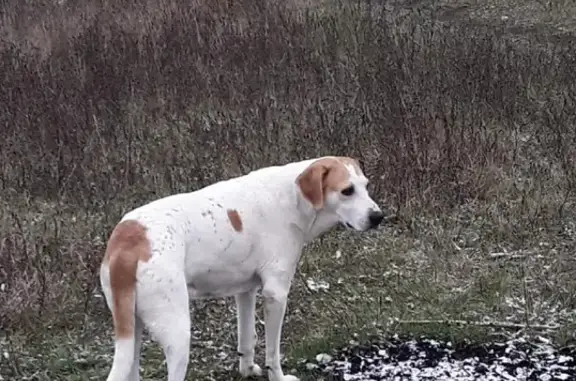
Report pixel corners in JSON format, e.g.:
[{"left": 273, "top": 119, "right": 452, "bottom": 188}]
[
  {"left": 340, "top": 222, "right": 354, "bottom": 230},
  {"left": 340, "top": 221, "right": 384, "bottom": 232}
]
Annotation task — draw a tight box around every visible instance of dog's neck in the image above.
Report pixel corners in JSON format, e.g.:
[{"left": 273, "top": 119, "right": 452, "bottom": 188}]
[
  {"left": 307, "top": 211, "right": 340, "bottom": 243},
  {"left": 293, "top": 189, "right": 339, "bottom": 244}
]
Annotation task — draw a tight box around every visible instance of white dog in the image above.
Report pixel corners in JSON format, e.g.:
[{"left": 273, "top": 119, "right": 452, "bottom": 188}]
[{"left": 100, "top": 156, "right": 385, "bottom": 381}]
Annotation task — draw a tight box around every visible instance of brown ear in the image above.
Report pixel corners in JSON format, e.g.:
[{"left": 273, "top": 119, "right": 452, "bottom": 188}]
[{"left": 296, "top": 162, "right": 329, "bottom": 209}]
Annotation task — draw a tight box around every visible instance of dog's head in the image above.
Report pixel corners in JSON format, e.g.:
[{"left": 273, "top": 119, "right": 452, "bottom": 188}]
[{"left": 296, "top": 156, "right": 386, "bottom": 231}]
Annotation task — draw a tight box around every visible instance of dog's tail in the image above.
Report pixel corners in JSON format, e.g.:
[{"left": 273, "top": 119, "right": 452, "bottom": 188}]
[
  {"left": 105, "top": 291, "right": 137, "bottom": 381},
  {"left": 101, "top": 220, "right": 151, "bottom": 381}
]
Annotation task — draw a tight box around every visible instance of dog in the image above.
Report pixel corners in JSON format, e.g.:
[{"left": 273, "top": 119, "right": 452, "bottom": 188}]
[{"left": 99, "top": 156, "right": 386, "bottom": 381}]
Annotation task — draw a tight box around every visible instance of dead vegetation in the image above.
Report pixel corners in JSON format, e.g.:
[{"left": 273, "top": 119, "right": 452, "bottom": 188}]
[{"left": 1, "top": 0, "right": 575, "bottom": 379}]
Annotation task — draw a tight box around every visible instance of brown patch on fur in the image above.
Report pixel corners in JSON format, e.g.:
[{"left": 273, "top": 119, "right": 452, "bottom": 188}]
[
  {"left": 296, "top": 157, "right": 351, "bottom": 209},
  {"left": 103, "top": 220, "right": 151, "bottom": 339},
  {"left": 227, "top": 209, "right": 243, "bottom": 232},
  {"left": 337, "top": 156, "right": 363, "bottom": 175}
]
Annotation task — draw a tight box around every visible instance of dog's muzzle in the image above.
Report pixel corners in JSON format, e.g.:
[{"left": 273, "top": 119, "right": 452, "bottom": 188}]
[{"left": 368, "top": 210, "right": 385, "bottom": 229}]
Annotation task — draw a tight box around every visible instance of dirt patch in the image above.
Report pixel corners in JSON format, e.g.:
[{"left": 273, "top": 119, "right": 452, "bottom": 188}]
[{"left": 309, "top": 336, "right": 576, "bottom": 380}]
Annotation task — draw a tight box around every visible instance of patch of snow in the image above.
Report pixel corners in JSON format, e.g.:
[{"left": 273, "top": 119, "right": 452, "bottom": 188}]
[
  {"left": 306, "top": 279, "right": 330, "bottom": 292},
  {"left": 314, "top": 337, "right": 576, "bottom": 381},
  {"left": 316, "top": 353, "right": 332, "bottom": 364}
]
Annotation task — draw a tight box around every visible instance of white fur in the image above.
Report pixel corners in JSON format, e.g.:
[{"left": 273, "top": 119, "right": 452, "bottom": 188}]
[{"left": 100, "top": 156, "right": 383, "bottom": 381}]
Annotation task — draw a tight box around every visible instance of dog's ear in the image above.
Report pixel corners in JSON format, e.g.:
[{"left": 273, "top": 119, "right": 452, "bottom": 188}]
[{"left": 296, "top": 161, "right": 330, "bottom": 209}]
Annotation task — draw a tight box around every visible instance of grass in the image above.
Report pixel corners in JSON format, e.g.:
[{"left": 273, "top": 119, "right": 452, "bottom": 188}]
[{"left": 1, "top": 0, "right": 576, "bottom": 380}]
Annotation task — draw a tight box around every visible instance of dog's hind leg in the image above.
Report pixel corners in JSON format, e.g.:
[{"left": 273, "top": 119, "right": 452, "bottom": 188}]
[
  {"left": 235, "top": 288, "right": 262, "bottom": 377},
  {"left": 137, "top": 271, "right": 191, "bottom": 381},
  {"left": 126, "top": 316, "right": 144, "bottom": 381}
]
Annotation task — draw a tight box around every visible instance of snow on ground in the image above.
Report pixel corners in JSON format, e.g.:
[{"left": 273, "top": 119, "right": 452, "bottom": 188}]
[{"left": 309, "top": 336, "right": 575, "bottom": 381}]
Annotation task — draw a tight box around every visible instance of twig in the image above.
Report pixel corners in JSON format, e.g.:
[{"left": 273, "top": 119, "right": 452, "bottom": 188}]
[
  {"left": 295, "top": 269, "right": 316, "bottom": 295},
  {"left": 397, "top": 319, "right": 559, "bottom": 331},
  {"left": 488, "top": 252, "right": 528, "bottom": 260}
]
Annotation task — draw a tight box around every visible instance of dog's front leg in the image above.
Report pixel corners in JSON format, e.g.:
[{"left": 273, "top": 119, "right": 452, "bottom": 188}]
[
  {"left": 235, "top": 288, "right": 262, "bottom": 377},
  {"left": 261, "top": 275, "right": 299, "bottom": 381}
]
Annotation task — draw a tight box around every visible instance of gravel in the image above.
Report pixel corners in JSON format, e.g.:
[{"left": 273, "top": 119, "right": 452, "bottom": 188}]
[{"left": 310, "top": 336, "right": 576, "bottom": 381}]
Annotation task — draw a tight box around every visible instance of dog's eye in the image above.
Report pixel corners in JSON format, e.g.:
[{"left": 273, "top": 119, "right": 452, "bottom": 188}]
[{"left": 341, "top": 185, "right": 355, "bottom": 196}]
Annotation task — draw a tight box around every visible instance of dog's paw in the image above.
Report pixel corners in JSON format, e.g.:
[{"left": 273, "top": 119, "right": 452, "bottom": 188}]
[
  {"left": 266, "top": 367, "right": 300, "bottom": 381},
  {"left": 278, "top": 376, "right": 299, "bottom": 381},
  {"left": 239, "top": 363, "right": 263, "bottom": 378}
]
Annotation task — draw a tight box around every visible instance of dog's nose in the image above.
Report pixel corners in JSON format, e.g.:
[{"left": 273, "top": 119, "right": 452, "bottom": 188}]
[{"left": 368, "top": 210, "right": 385, "bottom": 228}]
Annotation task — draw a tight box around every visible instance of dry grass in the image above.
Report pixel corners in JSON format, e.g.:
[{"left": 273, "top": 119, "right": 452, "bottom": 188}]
[
  {"left": 1, "top": 0, "right": 576, "bottom": 379},
  {"left": 436, "top": 0, "right": 576, "bottom": 33}
]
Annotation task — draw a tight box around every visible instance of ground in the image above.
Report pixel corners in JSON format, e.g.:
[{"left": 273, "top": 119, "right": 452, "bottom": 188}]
[{"left": 1, "top": 0, "right": 575, "bottom": 380}]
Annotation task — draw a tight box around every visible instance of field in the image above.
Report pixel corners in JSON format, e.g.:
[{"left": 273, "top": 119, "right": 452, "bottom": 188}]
[{"left": 1, "top": 0, "right": 576, "bottom": 379}]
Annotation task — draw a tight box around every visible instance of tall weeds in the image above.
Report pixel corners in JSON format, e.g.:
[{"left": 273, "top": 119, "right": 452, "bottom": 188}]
[{"left": 0, "top": 0, "right": 574, "bottom": 331}]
